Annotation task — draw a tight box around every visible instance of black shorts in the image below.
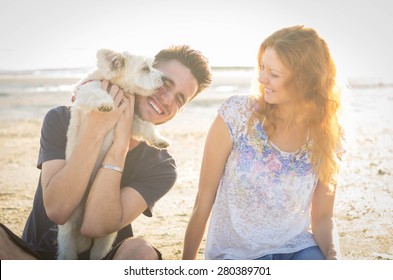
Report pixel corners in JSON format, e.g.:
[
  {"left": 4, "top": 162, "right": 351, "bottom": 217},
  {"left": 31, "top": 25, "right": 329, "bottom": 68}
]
[{"left": 0, "top": 223, "right": 162, "bottom": 260}]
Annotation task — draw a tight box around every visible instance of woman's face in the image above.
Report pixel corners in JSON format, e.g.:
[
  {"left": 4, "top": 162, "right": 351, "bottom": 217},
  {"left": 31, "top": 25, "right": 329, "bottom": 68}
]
[{"left": 258, "top": 47, "right": 292, "bottom": 106}]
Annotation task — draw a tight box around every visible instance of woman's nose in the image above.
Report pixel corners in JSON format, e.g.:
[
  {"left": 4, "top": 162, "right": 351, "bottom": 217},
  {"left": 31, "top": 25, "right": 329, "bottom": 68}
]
[{"left": 259, "top": 71, "right": 268, "bottom": 84}]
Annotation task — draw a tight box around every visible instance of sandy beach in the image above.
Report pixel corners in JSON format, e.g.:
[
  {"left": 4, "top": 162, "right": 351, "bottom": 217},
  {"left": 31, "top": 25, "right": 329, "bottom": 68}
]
[{"left": 0, "top": 69, "right": 392, "bottom": 260}]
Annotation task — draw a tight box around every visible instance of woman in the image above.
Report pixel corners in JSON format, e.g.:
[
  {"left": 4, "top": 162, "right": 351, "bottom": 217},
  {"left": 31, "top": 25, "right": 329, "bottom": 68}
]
[{"left": 183, "top": 26, "right": 344, "bottom": 260}]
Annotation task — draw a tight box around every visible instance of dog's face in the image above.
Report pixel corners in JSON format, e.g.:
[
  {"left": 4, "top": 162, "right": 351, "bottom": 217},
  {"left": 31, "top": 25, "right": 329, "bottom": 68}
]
[{"left": 96, "top": 49, "right": 164, "bottom": 94}]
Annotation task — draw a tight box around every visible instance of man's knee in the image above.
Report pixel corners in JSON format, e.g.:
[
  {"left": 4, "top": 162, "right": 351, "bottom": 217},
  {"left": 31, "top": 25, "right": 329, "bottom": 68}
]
[
  {"left": 0, "top": 227, "right": 9, "bottom": 259},
  {"left": 113, "top": 237, "right": 160, "bottom": 260},
  {"left": 0, "top": 227, "right": 36, "bottom": 260}
]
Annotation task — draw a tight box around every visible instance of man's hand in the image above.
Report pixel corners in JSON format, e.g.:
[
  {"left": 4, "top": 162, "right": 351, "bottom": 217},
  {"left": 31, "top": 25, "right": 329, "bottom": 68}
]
[{"left": 101, "top": 80, "right": 135, "bottom": 150}]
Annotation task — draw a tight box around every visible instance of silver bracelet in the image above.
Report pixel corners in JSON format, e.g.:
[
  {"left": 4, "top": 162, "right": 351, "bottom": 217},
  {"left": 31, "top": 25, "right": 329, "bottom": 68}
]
[{"left": 101, "top": 164, "right": 123, "bottom": 174}]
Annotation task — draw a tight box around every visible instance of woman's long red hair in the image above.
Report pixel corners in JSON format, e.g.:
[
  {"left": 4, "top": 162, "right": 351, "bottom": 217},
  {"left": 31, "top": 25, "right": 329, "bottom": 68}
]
[{"left": 250, "top": 26, "right": 343, "bottom": 189}]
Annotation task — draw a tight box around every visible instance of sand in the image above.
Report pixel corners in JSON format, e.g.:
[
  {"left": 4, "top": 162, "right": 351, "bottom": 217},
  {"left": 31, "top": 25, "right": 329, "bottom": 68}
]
[{"left": 0, "top": 70, "right": 392, "bottom": 260}]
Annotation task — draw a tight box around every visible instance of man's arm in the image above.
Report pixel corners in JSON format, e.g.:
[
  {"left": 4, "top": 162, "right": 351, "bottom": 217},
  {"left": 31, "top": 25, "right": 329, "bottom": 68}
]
[
  {"left": 42, "top": 83, "right": 125, "bottom": 225},
  {"left": 81, "top": 90, "right": 149, "bottom": 237}
]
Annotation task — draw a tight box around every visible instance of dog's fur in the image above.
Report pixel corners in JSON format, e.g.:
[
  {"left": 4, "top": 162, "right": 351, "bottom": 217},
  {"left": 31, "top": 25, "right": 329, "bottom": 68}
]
[{"left": 57, "top": 49, "right": 169, "bottom": 260}]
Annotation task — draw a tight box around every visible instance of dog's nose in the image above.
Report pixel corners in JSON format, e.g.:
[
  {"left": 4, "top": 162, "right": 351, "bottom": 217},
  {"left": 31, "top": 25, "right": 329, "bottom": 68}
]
[{"left": 161, "top": 76, "right": 167, "bottom": 83}]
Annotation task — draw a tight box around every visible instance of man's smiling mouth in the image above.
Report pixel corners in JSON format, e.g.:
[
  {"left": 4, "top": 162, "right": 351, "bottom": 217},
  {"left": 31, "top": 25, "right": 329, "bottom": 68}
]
[{"left": 148, "top": 97, "right": 163, "bottom": 114}]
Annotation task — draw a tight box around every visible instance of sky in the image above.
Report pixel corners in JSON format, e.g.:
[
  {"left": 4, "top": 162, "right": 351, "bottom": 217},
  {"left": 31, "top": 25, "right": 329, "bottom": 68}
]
[{"left": 0, "top": 0, "right": 392, "bottom": 80}]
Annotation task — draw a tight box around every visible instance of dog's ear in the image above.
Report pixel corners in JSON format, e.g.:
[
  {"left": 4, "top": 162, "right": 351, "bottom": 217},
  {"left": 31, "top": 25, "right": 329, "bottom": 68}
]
[{"left": 96, "top": 49, "right": 125, "bottom": 79}]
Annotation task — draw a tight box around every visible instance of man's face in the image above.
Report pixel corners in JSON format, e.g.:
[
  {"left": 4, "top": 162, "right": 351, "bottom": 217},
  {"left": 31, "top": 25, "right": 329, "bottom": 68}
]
[{"left": 134, "top": 59, "right": 198, "bottom": 125}]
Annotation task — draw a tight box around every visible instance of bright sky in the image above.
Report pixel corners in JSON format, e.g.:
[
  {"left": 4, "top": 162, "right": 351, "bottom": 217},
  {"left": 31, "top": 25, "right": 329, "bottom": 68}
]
[{"left": 0, "top": 0, "right": 392, "bottom": 80}]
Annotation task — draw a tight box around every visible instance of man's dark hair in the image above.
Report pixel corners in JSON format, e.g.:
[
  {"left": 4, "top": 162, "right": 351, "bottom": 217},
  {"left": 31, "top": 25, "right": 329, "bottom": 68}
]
[{"left": 154, "top": 45, "right": 212, "bottom": 98}]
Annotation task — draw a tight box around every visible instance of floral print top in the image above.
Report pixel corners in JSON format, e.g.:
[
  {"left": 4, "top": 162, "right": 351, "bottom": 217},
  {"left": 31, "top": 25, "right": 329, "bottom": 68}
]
[{"left": 205, "top": 95, "right": 318, "bottom": 260}]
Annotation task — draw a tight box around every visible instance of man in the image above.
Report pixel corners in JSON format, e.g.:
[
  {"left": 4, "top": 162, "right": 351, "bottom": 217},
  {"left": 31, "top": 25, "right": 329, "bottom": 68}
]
[{"left": 0, "top": 45, "right": 212, "bottom": 260}]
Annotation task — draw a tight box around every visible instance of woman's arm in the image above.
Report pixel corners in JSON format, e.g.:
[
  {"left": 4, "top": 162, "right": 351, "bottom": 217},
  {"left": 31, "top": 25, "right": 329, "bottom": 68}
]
[
  {"left": 182, "top": 115, "right": 233, "bottom": 259},
  {"left": 311, "top": 181, "right": 341, "bottom": 260}
]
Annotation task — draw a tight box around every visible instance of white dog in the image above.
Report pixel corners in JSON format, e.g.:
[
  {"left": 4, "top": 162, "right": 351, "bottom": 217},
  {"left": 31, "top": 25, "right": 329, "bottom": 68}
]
[{"left": 57, "top": 49, "right": 169, "bottom": 260}]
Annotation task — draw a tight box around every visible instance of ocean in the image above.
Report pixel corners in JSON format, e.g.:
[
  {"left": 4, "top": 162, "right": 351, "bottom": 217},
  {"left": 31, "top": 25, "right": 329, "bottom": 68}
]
[
  {"left": 0, "top": 67, "right": 391, "bottom": 128},
  {"left": 0, "top": 67, "right": 254, "bottom": 122}
]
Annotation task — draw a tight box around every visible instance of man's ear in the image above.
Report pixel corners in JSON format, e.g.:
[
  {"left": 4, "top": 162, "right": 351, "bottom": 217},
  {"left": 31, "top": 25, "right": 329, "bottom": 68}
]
[{"left": 96, "top": 49, "right": 125, "bottom": 79}]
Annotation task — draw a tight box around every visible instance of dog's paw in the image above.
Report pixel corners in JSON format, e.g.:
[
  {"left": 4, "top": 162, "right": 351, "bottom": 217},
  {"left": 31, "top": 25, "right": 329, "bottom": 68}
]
[
  {"left": 75, "top": 82, "right": 115, "bottom": 112},
  {"left": 97, "top": 102, "right": 114, "bottom": 112},
  {"left": 149, "top": 138, "right": 170, "bottom": 149},
  {"left": 89, "top": 91, "right": 114, "bottom": 112}
]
